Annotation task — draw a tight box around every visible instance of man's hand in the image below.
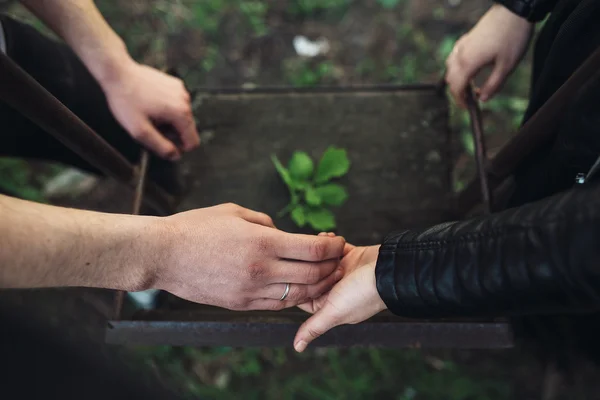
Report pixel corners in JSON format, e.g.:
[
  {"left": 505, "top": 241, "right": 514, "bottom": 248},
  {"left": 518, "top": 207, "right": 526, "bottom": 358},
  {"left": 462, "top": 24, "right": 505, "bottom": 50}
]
[
  {"left": 293, "top": 234, "right": 385, "bottom": 352},
  {"left": 0, "top": 196, "right": 344, "bottom": 312},
  {"left": 19, "top": 0, "right": 200, "bottom": 160},
  {"left": 154, "top": 205, "right": 345, "bottom": 311},
  {"left": 445, "top": 4, "right": 534, "bottom": 107},
  {"left": 100, "top": 61, "right": 200, "bottom": 161}
]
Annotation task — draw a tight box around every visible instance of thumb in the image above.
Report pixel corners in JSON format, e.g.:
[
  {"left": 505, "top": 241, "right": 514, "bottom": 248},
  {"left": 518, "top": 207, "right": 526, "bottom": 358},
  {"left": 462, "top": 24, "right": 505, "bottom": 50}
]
[
  {"left": 479, "top": 63, "right": 507, "bottom": 102},
  {"left": 294, "top": 305, "right": 340, "bottom": 352}
]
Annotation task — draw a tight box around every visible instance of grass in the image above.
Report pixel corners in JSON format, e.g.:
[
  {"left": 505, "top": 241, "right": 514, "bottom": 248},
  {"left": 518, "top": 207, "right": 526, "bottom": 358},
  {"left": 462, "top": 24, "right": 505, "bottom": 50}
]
[{"left": 136, "top": 346, "right": 510, "bottom": 399}]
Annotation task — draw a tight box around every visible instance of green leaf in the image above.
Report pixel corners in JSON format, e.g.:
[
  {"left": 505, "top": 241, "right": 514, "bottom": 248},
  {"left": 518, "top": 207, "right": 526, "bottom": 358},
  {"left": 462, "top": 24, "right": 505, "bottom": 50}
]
[
  {"left": 288, "top": 151, "right": 314, "bottom": 181},
  {"left": 271, "top": 154, "right": 294, "bottom": 188},
  {"left": 314, "top": 184, "right": 348, "bottom": 206},
  {"left": 314, "top": 147, "right": 350, "bottom": 184},
  {"left": 307, "top": 208, "right": 336, "bottom": 231},
  {"left": 305, "top": 186, "right": 322, "bottom": 206},
  {"left": 290, "top": 206, "right": 307, "bottom": 227}
]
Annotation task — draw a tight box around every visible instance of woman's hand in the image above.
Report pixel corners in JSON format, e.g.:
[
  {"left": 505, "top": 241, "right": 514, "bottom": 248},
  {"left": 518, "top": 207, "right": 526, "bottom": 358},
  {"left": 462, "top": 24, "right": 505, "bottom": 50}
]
[
  {"left": 294, "top": 234, "right": 386, "bottom": 352},
  {"left": 445, "top": 4, "right": 534, "bottom": 107}
]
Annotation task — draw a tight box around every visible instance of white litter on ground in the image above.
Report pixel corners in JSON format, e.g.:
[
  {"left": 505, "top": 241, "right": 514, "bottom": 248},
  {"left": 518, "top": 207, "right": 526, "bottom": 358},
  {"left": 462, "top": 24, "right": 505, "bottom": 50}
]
[{"left": 293, "top": 35, "right": 330, "bottom": 57}]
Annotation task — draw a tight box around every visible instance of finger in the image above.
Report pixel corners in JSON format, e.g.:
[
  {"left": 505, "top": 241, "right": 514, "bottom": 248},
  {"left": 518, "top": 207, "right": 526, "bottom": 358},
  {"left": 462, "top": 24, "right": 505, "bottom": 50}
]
[
  {"left": 297, "top": 302, "right": 315, "bottom": 314},
  {"left": 318, "top": 232, "right": 336, "bottom": 237},
  {"left": 169, "top": 106, "right": 200, "bottom": 152},
  {"left": 263, "top": 268, "right": 342, "bottom": 301},
  {"left": 479, "top": 63, "right": 507, "bottom": 102},
  {"left": 274, "top": 232, "right": 345, "bottom": 261},
  {"left": 298, "top": 291, "right": 331, "bottom": 314},
  {"left": 271, "top": 258, "right": 339, "bottom": 285},
  {"left": 244, "top": 298, "right": 305, "bottom": 311},
  {"left": 445, "top": 63, "right": 471, "bottom": 109},
  {"left": 294, "top": 306, "right": 341, "bottom": 352},
  {"left": 135, "top": 120, "right": 180, "bottom": 160},
  {"left": 445, "top": 48, "right": 483, "bottom": 109},
  {"left": 343, "top": 242, "right": 355, "bottom": 256},
  {"left": 239, "top": 208, "right": 276, "bottom": 228}
]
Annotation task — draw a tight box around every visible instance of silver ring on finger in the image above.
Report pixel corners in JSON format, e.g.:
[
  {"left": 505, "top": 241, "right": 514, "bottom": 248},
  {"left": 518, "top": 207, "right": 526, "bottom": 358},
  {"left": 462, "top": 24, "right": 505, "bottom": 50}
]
[{"left": 279, "top": 283, "right": 290, "bottom": 301}]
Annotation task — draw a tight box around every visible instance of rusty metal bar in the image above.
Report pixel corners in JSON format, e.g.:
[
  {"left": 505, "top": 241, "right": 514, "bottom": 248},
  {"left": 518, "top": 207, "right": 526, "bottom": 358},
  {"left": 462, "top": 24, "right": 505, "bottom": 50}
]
[
  {"left": 106, "top": 320, "right": 513, "bottom": 348},
  {"left": 132, "top": 151, "right": 150, "bottom": 215},
  {"left": 465, "top": 85, "right": 492, "bottom": 214},
  {"left": 0, "top": 52, "right": 175, "bottom": 215},
  {"left": 191, "top": 83, "right": 440, "bottom": 95},
  {"left": 457, "top": 46, "right": 600, "bottom": 214}
]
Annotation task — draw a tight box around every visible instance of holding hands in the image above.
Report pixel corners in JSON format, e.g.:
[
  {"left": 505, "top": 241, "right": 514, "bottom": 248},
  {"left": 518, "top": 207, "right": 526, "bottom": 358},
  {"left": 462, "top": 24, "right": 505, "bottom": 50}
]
[
  {"left": 294, "top": 233, "right": 386, "bottom": 352},
  {"left": 153, "top": 204, "right": 346, "bottom": 311}
]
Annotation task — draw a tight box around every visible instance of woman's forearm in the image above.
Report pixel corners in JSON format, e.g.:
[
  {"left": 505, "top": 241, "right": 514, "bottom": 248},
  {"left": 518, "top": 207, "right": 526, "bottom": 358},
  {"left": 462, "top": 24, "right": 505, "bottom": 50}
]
[
  {"left": 19, "top": 0, "right": 134, "bottom": 85},
  {"left": 0, "top": 194, "right": 161, "bottom": 291},
  {"left": 376, "top": 179, "right": 600, "bottom": 318}
]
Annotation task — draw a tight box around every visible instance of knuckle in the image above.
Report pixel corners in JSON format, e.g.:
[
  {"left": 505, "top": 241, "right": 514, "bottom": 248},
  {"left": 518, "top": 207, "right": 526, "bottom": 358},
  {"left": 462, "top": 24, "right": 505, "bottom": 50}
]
[
  {"left": 289, "top": 285, "right": 307, "bottom": 302},
  {"left": 310, "top": 239, "right": 327, "bottom": 260},
  {"left": 260, "top": 213, "right": 274, "bottom": 226},
  {"left": 254, "top": 235, "right": 272, "bottom": 254},
  {"left": 306, "top": 326, "right": 323, "bottom": 340},
  {"left": 183, "top": 106, "right": 193, "bottom": 118},
  {"left": 246, "top": 262, "right": 268, "bottom": 281},
  {"left": 132, "top": 129, "right": 149, "bottom": 141},
  {"left": 304, "top": 267, "right": 321, "bottom": 284},
  {"left": 223, "top": 202, "right": 239, "bottom": 212}
]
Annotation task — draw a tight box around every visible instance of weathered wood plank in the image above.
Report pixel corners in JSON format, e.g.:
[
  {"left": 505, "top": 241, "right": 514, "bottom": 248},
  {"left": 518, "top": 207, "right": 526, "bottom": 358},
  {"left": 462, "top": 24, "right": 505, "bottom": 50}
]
[
  {"left": 106, "top": 88, "right": 514, "bottom": 349},
  {"left": 180, "top": 87, "right": 453, "bottom": 245}
]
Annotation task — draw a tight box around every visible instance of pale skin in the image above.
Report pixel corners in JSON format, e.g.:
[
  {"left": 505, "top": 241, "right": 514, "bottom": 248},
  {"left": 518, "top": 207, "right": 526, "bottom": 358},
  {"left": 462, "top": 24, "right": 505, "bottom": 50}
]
[
  {"left": 0, "top": 196, "right": 345, "bottom": 311},
  {"left": 20, "top": 0, "right": 200, "bottom": 160},
  {"left": 1, "top": 2, "right": 346, "bottom": 309},
  {"left": 293, "top": 6, "right": 537, "bottom": 352},
  {"left": 445, "top": 4, "right": 534, "bottom": 107},
  {"left": 294, "top": 233, "right": 385, "bottom": 352}
]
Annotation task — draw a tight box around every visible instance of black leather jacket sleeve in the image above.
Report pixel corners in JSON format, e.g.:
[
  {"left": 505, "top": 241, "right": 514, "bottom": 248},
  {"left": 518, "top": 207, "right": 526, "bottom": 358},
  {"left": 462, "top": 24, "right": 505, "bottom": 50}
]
[
  {"left": 375, "top": 178, "right": 600, "bottom": 319},
  {"left": 494, "top": 0, "right": 559, "bottom": 22}
]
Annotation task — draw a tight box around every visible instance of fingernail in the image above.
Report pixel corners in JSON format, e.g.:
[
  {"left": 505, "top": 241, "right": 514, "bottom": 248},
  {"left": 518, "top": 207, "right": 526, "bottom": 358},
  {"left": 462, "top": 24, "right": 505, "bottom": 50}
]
[
  {"left": 295, "top": 340, "right": 307, "bottom": 353},
  {"left": 335, "top": 268, "right": 343, "bottom": 280}
]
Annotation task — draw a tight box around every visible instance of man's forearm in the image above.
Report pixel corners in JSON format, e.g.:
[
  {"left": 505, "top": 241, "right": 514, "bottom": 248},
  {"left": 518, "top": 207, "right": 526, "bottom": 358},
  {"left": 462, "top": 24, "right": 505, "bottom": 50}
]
[
  {"left": 19, "top": 0, "right": 133, "bottom": 85},
  {"left": 0, "top": 195, "right": 161, "bottom": 291}
]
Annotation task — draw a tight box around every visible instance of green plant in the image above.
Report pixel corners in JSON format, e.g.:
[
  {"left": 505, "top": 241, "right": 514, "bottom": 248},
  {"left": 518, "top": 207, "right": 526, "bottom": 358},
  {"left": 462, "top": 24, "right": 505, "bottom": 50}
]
[
  {"left": 284, "top": 60, "right": 336, "bottom": 87},
  {"left": 239, "top": 1, "right": 268, "bottom": 36},
  {"left": 0, "top": 158, "right": 60, "bottom": 202},
  {"left": 271, "top": 147, "right": 350, "bottom": 231},
  {"left": 287, "top": 0, "right": 350, "bottom": 17},
  {"left": 377, "top": 0, "right": 402, "bottom": 9}
]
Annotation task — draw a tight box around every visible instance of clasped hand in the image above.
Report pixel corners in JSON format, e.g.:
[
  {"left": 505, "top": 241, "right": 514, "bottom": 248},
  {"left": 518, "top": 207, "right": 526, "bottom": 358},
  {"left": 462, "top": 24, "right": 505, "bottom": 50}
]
[{"left": 294, "top": 234, "right": 386, "bottom": 352}]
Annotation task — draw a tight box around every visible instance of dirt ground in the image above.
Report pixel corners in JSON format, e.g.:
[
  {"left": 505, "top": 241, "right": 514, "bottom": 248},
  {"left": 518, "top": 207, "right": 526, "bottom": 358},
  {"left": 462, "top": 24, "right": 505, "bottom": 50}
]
[{"left": 2, "top": 0, "right": 600, "bottom": 399}]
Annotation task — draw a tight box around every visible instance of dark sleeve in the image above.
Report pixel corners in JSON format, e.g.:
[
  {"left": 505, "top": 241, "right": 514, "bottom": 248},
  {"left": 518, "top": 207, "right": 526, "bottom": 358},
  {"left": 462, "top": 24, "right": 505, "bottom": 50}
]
[
  {"left": 375, "top": 179, "right": 600, "bottom": 319},
  {"left": 493, "top": 0, "right": 559, "bottom": 22}
]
